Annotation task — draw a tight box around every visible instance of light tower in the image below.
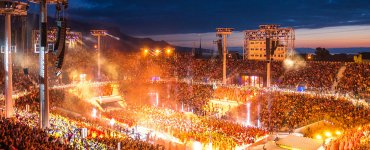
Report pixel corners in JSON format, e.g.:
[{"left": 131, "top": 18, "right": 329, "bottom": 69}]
[
  {"left": 0, "top": 0, "right": 28, "bottom": 118},
  {"left": 216, "top": 28, "right": 233, "bottom": 84},
  {"left": 90, "top": 30, "right": 107, "bottom": 80},
  {"left": 263, "top": 25, "right": 280, "bottom": 88},
  {"left": 244, "top": 25, "right": 295, "bottom": 87},
  {"left": 90, "top": 30, "right": 120, "bottom": 80},
  {"left": 261, "top": 25, "right": 294, "bottom": 87},
  {"left": 28, "top": 0, "right": 68, "bottom": 129}
]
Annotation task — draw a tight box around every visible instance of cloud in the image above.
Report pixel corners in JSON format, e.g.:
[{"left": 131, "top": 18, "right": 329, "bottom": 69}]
[
  {"left": 140, "top": 25, "right": 370, "bottom": 49},
  {"left": 65, "top": 0, "right": 370, "bottom": 35}
]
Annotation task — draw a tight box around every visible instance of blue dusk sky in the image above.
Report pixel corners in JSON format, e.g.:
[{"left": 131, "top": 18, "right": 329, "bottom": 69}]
[{"left": 34, "top": 0, "right": 370, "bottom": 49}]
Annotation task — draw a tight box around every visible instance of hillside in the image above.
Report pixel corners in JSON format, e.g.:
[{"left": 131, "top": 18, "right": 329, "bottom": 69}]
[{"left": 0, "top": 14, "right": 177, "bottom": 52}]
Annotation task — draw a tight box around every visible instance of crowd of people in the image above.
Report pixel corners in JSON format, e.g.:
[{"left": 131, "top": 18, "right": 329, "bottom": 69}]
[
  {"left": 48, "top": 49, "right": 369, "bottom": 99},
  {"left": 327, "top": 124, "right": 370, "bottom": 150},
  {"left": 0, "top": 48, "right": 369, "bottom": 149},
  {"left": 213, "top": 86, "right": 258, "bottom": 103},
  {"left": 337, "top": 63, "right": 370, "bottom": 97},
  {"left": 140, "top": 54, "right": 369, "bottom": 96},
  {"left": 108, "top": 105, "right": 268, "bottom": 149},
  {"left": 48, "top": 78, "right": 370, "bottom": 149},
  {"left": 129, "top": 80, "right": 370, "bottom": 132},
  {"left": 278, "top": 61, "right": 343, "bottom": 90},
  {"left": 1, "top": 51, "right": 368, "bottom": 96},
  {"left": 0, "top": 78, "right": 164, "bottom": 150},
  {"left": 13, "top": 109, "right": 162, "bottom": 150},
  {"left": 0, "top": 117, "right": 68, "bottom": 149},
  {"left": 255, "top": 92, "right": 370, "bottom": 132}
]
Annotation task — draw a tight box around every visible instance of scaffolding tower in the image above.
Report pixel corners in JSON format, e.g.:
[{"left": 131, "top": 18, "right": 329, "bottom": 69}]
[
  {"left": 243, "top": 25, "right": 295, "bottom": 61},
  {"left": 244, "top": 25, "right": 295, "bottom": 87}
]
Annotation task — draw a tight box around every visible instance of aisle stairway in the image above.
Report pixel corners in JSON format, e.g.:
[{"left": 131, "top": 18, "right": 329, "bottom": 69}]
[{"left": 331, "top": 65, "right": 346, "bottom": 91}]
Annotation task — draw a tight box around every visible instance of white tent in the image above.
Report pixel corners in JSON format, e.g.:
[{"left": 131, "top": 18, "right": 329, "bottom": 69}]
[
  {"left": 250, "top": 141, "right": 285, "bottom": 150},
  {"left": 276, "top": 135, "right": 322, "bottom": 150}
]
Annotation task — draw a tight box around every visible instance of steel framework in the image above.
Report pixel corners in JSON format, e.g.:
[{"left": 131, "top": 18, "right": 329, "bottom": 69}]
[
  {"left": 243, "top": 25, "right": 295, "bottom": 87},
  {"left": 243, "top": 25, "right": 295, "bottom": 60}
]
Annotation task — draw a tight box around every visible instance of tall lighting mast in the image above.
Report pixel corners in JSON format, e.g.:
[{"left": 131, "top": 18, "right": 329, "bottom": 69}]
[
  {"left": 0, "top": 0, "right": 28, "bottom": 118},
  {"left": 90, "top": 30, "right": 107, "bottom": 80},
  {"left": 263, "top": 25, "right": 279, "bottom": 88},
  {"left": 260, "top": 25, "right": 293, "bottom": 87},
  {"left": 29, "top": 0, "right": 68, "bottom": 129},
  {"left": 216, "top": 28, "right": 233, "bottom": 85},
  {"left": 244, "top": 25, "right": 295, "bottom": 87},
  {"left": 90, "top": 30, "right": 120, "bottom": 81}
]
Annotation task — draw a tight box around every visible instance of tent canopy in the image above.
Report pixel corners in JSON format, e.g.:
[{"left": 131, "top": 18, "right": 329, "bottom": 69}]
[{"left": 276, "top": 135, "right": 322, "bottom": 150}]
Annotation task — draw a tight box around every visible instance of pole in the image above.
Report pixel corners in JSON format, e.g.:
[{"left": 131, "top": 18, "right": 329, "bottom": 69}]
[
  {"left": 4, "top": 14, "right": 13, "bottom": 118},
  {"left": 97, "top": 35, "right": 101, "bottom": 80},
  {"left": 242, "top": 48, "right": 245, "bottom": 60},
  {"left": 265, "top": 37, "right": 271, "bottom": 88},
  {"left": 267, "top": 61, "right": 271, "bottom": 87},
  {"left": 243, "top": 43, "right": 245, "bottom": 60},
  {"left": 222, "top": 35, "right": 227, "bottom": 84},
  {"left": 39, "top": 0, "right": 49, "bottom": 129}
]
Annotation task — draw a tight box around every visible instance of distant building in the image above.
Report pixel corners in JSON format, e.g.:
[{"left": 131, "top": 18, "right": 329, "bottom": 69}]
[{"left": 243, "top": 25, "right": 295, "bottom": 61}]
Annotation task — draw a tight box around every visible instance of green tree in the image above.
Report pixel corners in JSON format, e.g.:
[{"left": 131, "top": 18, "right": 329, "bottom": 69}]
[{"left": 315, "top": 47, "right": 331, "bottom": 61}]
